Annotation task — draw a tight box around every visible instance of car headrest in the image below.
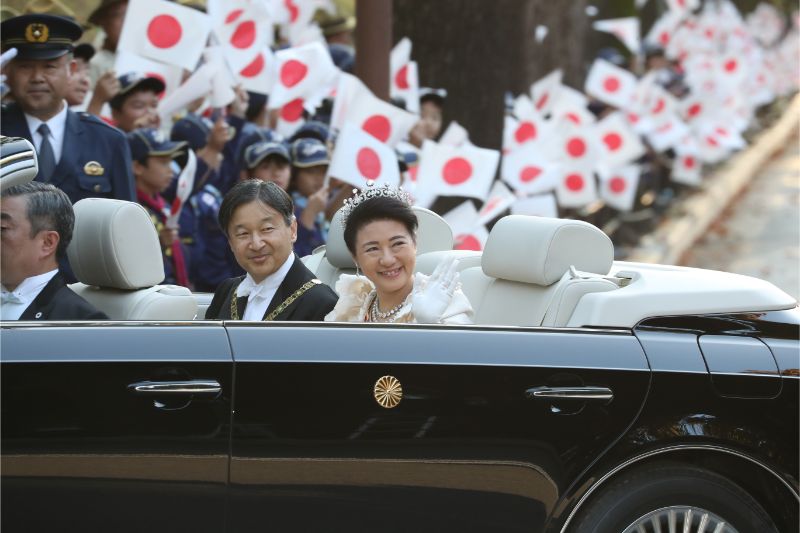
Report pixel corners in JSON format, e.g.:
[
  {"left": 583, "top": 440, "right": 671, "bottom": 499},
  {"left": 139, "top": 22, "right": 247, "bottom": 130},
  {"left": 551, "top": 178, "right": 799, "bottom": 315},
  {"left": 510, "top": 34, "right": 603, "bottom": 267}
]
[
  {"left": 482, "top": 215, "right": 613, "bottom": 285},
  {"left": 326, "top": 205, "right": 455, "bottom": 269},
  {"left": 67, "top": 198, "right": 165, "bottom": 289}
]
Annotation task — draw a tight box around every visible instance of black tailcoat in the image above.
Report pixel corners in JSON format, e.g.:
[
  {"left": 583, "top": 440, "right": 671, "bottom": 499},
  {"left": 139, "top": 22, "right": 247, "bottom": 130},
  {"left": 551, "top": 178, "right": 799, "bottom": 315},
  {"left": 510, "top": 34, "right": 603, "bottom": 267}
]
[
  {"left": 18, "top": 272, "right": 108, "bottom": 321},
  {"left": 205, "top": 256, "right": 338, "bottom": 321}
]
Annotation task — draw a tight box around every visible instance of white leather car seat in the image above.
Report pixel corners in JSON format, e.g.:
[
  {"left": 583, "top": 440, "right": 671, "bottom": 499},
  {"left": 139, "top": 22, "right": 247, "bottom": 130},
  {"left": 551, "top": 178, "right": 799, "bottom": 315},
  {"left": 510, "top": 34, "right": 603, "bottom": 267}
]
[
  {"left": 303, "top": 206, "right": 456, "bottom": 289},
  {"left": 459, "top": 216, "right": 619, "bottom": 327},
  {"left": 67, "top": 198, "right": 198, "bottom": 320}
]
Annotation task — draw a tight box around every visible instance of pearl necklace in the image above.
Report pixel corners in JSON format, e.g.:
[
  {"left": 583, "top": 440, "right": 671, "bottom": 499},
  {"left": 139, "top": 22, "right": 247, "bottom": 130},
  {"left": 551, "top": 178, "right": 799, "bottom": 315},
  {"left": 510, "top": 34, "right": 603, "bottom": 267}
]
[{"left": 369, "top": 293, "right": 406, "bottom": 323}]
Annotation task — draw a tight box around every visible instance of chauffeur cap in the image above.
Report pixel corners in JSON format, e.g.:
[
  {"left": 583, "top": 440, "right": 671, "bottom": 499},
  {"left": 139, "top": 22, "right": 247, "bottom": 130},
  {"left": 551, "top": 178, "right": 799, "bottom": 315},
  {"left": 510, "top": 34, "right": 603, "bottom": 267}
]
[{"left": 1, "top": 14, "right": 82, "bottom": 61}]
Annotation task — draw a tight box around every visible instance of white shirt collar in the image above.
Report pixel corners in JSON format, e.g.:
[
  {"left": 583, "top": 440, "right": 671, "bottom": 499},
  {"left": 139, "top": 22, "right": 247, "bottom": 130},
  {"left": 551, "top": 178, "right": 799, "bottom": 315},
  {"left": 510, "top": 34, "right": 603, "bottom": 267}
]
[
  {"left": 1, "top": 269, "right": 58, "bottom": 317},
  {"left": 24, "top": 101, "right": 69, "bottom": 162},
  {"left": 236, "top": 254, "right": 295, "bottom": 302}
]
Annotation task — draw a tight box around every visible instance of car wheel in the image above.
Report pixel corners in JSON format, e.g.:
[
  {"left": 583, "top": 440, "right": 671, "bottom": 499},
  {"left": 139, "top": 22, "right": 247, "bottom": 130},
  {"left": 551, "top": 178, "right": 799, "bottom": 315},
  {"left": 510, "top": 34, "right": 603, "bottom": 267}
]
[{"left": 571, "top": 462, "right": 778, "bottom": 533}]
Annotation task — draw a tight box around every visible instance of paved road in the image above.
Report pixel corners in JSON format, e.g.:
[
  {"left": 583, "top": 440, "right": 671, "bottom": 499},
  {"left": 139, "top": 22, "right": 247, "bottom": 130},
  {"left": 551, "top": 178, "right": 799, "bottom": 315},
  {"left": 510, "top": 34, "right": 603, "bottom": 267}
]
[{"left": 682, "top": 136, "right": 799, "bottom": 300}]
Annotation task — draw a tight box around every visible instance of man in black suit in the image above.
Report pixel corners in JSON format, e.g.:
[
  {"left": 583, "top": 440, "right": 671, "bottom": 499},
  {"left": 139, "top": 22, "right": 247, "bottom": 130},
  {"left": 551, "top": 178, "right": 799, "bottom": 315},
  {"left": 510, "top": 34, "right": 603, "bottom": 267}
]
[
  {"left": 1, "top": 14, "right": 135, "bottom": 205},
  {"left": 205, "top": 180, "right": 338, "bottom": 321},
  {"left": 1, "top": 181, "right": 107, "bottom": 320}
]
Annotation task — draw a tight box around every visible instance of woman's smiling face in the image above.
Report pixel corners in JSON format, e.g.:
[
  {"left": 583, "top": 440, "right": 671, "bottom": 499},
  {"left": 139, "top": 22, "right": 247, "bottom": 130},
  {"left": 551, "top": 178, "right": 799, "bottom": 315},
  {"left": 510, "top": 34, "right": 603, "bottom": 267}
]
[{"left": 353, "top": 219, "right": 417, "bottom": 301}]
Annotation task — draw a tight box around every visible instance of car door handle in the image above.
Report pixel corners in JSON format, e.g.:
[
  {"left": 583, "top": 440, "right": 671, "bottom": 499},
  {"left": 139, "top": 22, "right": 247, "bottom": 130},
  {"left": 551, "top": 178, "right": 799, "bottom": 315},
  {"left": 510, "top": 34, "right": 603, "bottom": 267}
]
[
  {"left": 525, "top": 386, "right": 614, "bottom": 402},
  {"left": 128, "top": 380, "right": 221, "bottom": 397}
]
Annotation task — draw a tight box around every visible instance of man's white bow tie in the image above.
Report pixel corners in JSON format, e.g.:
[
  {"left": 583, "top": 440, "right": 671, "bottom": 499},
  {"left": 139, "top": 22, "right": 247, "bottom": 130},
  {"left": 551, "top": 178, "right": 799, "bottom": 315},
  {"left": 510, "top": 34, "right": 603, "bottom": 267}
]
[
  {"left": 1, "top": 291, "right": 24, "bottom": 305},
  {"left": 237, "top": 278, "right": 267, "bottom": 301}
]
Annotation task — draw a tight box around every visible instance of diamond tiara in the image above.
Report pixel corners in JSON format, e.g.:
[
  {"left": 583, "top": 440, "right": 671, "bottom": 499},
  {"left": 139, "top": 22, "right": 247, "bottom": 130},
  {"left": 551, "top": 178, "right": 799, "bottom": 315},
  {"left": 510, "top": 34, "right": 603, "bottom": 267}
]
[{"left": 338, "top": 180, "right": 413, "bottom": 229}]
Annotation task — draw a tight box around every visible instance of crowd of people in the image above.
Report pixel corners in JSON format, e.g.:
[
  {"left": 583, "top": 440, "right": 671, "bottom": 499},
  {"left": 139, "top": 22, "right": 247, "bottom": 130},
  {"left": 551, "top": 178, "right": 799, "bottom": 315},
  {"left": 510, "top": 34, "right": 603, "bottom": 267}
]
[{"left": 0, "top": 0, "right": 797, "bottom": 323}]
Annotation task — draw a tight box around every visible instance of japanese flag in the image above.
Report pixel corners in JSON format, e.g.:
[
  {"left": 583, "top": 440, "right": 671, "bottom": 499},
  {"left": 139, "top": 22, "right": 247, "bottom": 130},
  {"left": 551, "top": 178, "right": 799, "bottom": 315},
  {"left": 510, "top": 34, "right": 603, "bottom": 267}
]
[
  {"left": 268, "top": 41, "right": 339, "bottom": 109},
  {"left": 598, "top": 164, "right": 640, "bottom": 212},
  {"left": 236, "top": 47, "right": 277, "bottom": 95},
  {"left": 679, "top": 94, "right": 709, "bottom": 123},
  {"left": 416, "top": 140, "right": 499, "bottom": 201},
  {"left": 647, "top": 113, "right": 689, "bottom": 152},
  {"left": 585, "top": 58, "right": 638, "bottom": 111},
  {"left": 390, "top": 38, "right": 420, "bottom": 114},
  {"left": 550, "top": 86, "right": 595, "bottom": 126},
  {"left": 504, "top": 112, "right": 548, "bottom": 153},
  {"left": 555, "top": 165, "right": 598, "bottom": 209},
  {"left": 594, "top": 112, "right": 645, "bottom": 169},
  {"left": 342, "top": 87, "right": 418, "bottom": 148},
  {"left": 593, "top": 17, "right": 641, "bottom": 54},
  {"left": 157, "top": 62, "right": 216, "bottom": 120},
  {"left": 442, "top": 201, "right": 489, "bottom": 252},
  {"left": 513, "top": 94, "right": 535, "bottom": 119},
  {"left": 439, "top": 121, "right": 469, "bottom": 147},
  {"left": 500, "top": 145, "right": 559, "bottom": 195},
  {"left": 327, "top": 121, "right": 401, "bottom": 189},
  {"left": 275, "top": 97, "right": 306, "bottom": 137},
  {"left": 645, "top": 11, "right": 681, "bottom": 48},
  {"left": 208, "top": 0, "right": 273, "bottom": 72},
  {"left": 530, "top": 69, "right": 562, "bottom": 115},
  {"left": 114, "top": 50, "right": 182, "bottom": 99},
  {"left": 544, "top": 121, "right": 599, "bottom": 166},
  {"left": 667, "top": 0, "right": 700, "bottom": 18},
  {"left": 672, "top": 150, "right": 702, "bottom": 186},
  {"left": 166, "top": 150, "right": 196, "bottom": 228},
  {"left": 330, "top": 72, "right": 367, "bottom": 132},
  {"left": 477, "top": 180, "right": 516, "bottom": 225},
  {"left": 117, "top": 0, "right": 211, "bottom": 72},
  {"left": 512, "top": 193, "right": 558, "bottom": 218}
]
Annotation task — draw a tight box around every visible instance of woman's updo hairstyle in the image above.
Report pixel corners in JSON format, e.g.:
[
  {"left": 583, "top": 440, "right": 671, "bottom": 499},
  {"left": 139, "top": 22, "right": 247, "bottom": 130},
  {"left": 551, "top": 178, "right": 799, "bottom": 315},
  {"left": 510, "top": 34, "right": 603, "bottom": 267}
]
[{"left": 343, "top": 195, "right": 418, "bottom": 256}]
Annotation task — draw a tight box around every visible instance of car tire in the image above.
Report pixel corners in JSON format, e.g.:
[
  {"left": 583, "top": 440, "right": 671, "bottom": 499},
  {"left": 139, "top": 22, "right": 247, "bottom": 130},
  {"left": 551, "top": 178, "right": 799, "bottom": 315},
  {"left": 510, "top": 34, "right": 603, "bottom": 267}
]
[{"left": 571, "top": 462, "right": 778, "bottom": 533}]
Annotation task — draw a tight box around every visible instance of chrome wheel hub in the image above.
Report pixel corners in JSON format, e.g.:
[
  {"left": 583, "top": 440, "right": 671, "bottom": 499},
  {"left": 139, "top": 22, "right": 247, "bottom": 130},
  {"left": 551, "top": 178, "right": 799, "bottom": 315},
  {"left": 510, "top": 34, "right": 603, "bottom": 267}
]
[{"left": 622, "top": 506, "right": 739, "bottom": 533}]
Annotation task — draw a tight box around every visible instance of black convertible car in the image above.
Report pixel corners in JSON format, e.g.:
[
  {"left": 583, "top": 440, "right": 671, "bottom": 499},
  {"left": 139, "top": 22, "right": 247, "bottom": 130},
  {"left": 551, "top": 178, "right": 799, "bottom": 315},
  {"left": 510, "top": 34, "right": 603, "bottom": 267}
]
[{"left": 1, "top": 136, "right": 798, "bottom": 533}]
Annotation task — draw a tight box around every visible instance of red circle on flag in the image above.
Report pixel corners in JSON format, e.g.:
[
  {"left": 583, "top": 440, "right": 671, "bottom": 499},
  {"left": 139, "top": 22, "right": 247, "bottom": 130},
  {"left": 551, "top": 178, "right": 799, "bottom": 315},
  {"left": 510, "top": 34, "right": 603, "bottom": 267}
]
[
  {"left": 280, "top": 98, "right": 304, "bottom": 122},
  {"left": 603, "top": 76, "right": 620, "bottom": 93},
  {"left": 684, "top": 156, "right": 695, "bottom": 169},
  {"left": 724, "top": 59, "right": 737, "bottom": 73},
  {"left": 394, "top": 65, "right": 409, "bottom": 89},
  {"left": 455, "top": 234, "right": 481, "bottom": 251},
  {"left": 285, "top": 0, "right": 299, "bottom": 23},
  {"left": 609, "top": 176, "right": 626, "bottom": 193},
  {"left": 225, "top": 9, "right": 243, "bottom": 24},
  {"left": 362, "top": 115, "right": 392, "bottom": 143},
  {"left": 231, "top": 21, "right": 256, "bottom": 49},
  {"left": 565, "top": 173, "right": 584, "bottom": 191},
  {"left": 652, "top": 98, "right": 665, "bottom": 114},
  {"left": 627, "top": 112, "right": 639, "bottom": 124},
  {"left": 659, "top": 31, "right": 670, "bottom": 45},
  {"left": 603, "top": 132, "right": 622, "bottom": 152},
  {"left": 515, "top": 121, "right": 537, "bottom": 143},
  {"left": 240, "top": 53, "right": 264, "bottom": 77},
  {"left": 535, "top": 92, "right": 549, "bottom": 110},
  {"left": 147, "top": 15, "right": 182, "bottom": 49},
  {"left": 687, "top": 103, "right": 702, "bottom": 117},
  {"left": 715, "top": 127, "right": 728, "bottom": 137},
  {"left": 442, "top": 157, "right": 472, "bottom": 185},
  {"left": 280, "top": 60, "right": 308, "bottom": 88},
  {"left": 566, "top": 137, "right": 586, "bottom": 158},
  {"left": 706, "top": 136, "right": 719, "bottom": 147},
  {"left": 356, "top": 147, "right": 382, "bottom": 180},
  {"left": 520, "top": 166, "right": 542, "bottom": 183},
  {"left": 566, "top": 113, "right": 581, "bottom": 125}
]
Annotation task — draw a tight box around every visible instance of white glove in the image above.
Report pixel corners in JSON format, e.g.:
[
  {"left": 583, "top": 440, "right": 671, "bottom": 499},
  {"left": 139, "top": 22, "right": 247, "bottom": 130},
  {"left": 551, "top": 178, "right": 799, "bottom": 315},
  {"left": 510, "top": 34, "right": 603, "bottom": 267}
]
[
  {"left": 1, "top": 48, "right": 17, "bottom": 98},
  {"left": 411, "top": 258, "right": 461, "bottom": 324}
]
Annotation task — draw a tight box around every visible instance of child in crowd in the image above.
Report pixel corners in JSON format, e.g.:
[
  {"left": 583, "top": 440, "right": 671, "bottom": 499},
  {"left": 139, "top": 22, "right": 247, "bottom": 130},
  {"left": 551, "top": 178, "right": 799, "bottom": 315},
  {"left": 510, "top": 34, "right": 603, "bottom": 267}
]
[
  {"left": 108, "top": 72, "right": 164, "bottom": 132},
  {"left": 242, "top": 140, "right": 292, "bottom": 190},
  {"left": 65, "top": 44, "right": 94, "bottom": 111},
  {"left": 127, "top": 128, "right": 190, "bottom": 287},
  {"left": 289, "top": 138, "right": 330, "bottom": 257}
]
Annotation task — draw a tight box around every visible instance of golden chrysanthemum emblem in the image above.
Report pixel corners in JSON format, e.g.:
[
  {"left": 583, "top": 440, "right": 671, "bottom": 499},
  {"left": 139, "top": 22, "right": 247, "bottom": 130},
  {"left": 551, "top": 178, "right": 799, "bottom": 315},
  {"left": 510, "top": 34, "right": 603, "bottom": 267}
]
[{"left": 374, "top": 375, "right": 402, "bottom": 408}]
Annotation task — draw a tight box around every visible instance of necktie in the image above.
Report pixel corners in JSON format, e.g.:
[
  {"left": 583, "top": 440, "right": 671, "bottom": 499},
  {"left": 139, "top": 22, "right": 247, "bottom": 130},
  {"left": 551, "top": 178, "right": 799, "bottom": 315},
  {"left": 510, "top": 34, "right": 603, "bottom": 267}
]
[{"left": 37, "top": 123, "right": 56, "bottom": 182}]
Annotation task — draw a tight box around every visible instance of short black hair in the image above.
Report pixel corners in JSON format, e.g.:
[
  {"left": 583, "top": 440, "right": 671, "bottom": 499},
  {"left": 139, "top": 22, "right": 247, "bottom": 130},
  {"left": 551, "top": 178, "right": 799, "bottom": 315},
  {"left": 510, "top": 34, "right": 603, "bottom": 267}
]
[
  {"left": 343, "top": 196, "right": 418, "bottom": 255},
  {"left": 3, "top": 181, "right": 74, "bottom": 259},
  {"left": 218, "top": 179, "right": 294, "bottom": 236}
]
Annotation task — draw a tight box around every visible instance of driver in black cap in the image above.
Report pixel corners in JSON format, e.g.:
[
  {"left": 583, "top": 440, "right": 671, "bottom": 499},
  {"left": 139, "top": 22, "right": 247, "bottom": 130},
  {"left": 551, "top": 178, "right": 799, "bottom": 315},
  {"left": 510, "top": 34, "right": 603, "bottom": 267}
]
[{"left": 0, "top": 13, "right": 135, "bottom": 207}]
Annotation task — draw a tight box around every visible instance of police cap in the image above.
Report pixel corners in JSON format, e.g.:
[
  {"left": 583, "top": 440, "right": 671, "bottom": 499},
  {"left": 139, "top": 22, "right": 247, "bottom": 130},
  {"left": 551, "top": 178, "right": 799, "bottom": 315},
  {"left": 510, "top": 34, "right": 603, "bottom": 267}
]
[{"left": 1, "top": 14, "right": 82, "bottom": 61}]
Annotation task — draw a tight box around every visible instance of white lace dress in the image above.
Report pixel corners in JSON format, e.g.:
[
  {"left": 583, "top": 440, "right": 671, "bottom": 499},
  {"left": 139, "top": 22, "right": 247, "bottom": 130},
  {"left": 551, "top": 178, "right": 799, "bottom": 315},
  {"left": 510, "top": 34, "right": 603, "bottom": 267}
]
[{"left": 324, "top": 273, "right": 474, "bottom": 324}]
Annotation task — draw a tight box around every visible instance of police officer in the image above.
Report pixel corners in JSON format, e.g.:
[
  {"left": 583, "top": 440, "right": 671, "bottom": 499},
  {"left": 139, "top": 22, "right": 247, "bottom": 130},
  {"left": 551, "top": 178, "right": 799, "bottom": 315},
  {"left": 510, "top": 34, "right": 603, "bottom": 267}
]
[{"left": 1, "top": 14, "right": 135, "bottom": 204}]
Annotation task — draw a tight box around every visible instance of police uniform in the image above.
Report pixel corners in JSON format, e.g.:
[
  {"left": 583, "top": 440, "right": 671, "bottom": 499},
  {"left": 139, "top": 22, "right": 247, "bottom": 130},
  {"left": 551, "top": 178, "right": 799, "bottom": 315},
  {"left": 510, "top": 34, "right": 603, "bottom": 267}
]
[{"left": 0, "top": 14, "right": 136, "bottom": 204}]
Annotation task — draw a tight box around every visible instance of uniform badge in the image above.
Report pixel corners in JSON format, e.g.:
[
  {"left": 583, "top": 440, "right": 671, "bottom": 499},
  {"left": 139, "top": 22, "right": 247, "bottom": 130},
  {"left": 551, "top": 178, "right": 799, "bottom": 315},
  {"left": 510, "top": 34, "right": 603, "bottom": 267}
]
[
  {"left": 34, "top": 312, "right": 43, "bottom": 319},
  {"left": 83, "top": 161, "right": 105, "bottom": 176},
  {"left": 25, "top": 23, "right": 49, "bottom": 43}
]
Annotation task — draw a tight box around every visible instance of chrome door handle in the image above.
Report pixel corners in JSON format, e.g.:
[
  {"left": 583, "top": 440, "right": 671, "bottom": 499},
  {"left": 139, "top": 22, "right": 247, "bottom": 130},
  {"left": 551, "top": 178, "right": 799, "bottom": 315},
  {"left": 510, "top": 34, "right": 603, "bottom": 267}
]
[
  {"left": 525, "top": 386, "right": 614, "bottom": 402},
  {"left": 128, "top": 380, "right": 221, "bottom": 397}
]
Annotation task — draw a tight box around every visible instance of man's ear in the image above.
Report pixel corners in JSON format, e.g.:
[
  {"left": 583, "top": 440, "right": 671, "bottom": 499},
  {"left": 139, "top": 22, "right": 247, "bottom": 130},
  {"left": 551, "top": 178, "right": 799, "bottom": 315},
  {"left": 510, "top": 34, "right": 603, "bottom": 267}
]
[
  {"left": 132, "top": 159, "right": 145, "bottom": 177},
  {"left": 68, "top": 58, "right": 77, "bottom": 76},
  {"left": 289, "top": 215, "right": 297, "bottom": 243},
  {"left": 39, "top": 230, "right": 60, "bottom": 259}
]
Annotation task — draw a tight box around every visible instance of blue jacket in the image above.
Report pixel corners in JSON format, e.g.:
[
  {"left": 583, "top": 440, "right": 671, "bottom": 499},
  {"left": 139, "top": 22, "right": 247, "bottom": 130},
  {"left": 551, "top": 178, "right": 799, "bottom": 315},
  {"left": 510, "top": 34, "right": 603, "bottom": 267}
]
[{"left": 1, "top": 103, "right": 135, "bottom": 204}]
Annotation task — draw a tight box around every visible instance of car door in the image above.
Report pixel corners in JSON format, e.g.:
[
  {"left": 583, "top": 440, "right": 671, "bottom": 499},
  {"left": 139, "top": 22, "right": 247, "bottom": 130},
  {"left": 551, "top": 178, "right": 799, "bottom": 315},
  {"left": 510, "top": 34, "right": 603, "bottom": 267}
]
[
  {"left": 225, "top": 322, "right": 650, "bottom": 533},
  {"left": 1, "top": 321, "right": 233, "bottom": 533}
]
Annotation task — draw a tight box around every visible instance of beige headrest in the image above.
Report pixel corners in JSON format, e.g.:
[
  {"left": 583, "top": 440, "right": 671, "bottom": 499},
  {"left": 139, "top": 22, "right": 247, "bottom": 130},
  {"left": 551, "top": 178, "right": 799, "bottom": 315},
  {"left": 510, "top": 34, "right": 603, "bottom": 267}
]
[
  {"left": 67, "top": 198, "right": 165, "bottom": 289},
  {"left": 482, "top": 215, "right": 613, "bottom": 285},
  {"left": 326, "top": 205, "right": 454, "bottom": 268}
]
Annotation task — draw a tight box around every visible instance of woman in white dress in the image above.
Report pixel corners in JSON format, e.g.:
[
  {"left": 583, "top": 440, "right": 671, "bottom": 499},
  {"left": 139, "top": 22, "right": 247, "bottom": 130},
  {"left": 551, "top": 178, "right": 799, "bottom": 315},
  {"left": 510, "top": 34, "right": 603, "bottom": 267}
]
[{"left": 324, "top": 187, "right": 473, "bottom": 324}]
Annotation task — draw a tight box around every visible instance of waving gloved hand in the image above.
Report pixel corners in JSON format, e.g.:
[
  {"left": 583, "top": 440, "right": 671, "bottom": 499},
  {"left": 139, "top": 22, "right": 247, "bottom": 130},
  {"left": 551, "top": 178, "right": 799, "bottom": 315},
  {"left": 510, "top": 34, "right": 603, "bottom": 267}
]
[{"left": 411, "top": 258, "right": 461, "bottom": 324}]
